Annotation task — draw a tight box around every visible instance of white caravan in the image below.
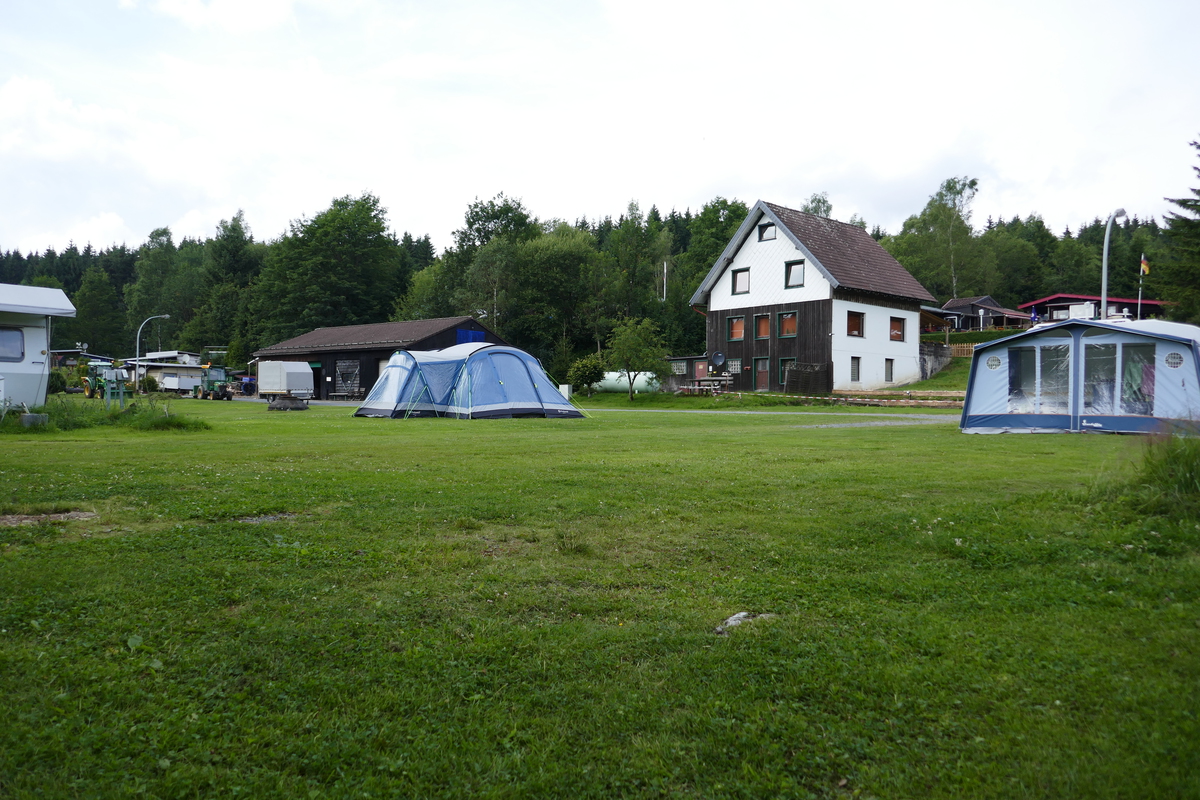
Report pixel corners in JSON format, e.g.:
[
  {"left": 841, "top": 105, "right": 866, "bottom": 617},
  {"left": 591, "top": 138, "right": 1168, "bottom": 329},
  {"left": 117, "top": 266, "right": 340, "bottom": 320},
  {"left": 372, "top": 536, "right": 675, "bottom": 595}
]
[{"left": 0, "top": 284, "right": 76, "bottom": 409}]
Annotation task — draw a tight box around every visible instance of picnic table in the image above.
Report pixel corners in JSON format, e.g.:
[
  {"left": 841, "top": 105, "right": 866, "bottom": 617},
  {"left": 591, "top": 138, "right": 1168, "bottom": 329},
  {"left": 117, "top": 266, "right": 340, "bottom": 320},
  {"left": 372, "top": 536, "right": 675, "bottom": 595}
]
[{"left": 684, "top": 375, "right": 733, "bottom": 395}]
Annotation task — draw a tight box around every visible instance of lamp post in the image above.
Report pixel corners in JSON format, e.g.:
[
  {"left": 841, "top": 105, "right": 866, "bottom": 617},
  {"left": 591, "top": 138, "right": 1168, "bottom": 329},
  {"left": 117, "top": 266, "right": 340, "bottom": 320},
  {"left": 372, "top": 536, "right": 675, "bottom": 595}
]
[
  {"left": 1100, "top": 208, "right": 1126, "bottom": 321},
  {"left": 135, "top": 314, "right": 170, "bottom": 392}
]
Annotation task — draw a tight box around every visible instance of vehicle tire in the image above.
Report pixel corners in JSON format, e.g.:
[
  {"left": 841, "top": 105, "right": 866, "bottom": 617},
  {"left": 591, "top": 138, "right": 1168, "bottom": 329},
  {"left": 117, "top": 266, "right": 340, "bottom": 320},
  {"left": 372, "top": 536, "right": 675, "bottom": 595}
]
[{"left": 83, "top": 382, "right": 93, "bottom": 399}]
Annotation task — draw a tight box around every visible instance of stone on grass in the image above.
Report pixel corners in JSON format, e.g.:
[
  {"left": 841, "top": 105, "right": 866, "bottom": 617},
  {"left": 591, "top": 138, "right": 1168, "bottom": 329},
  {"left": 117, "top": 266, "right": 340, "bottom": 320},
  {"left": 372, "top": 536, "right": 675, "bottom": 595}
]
[{"left": 714, "top": 611, "right": 776, "bottom": 635}]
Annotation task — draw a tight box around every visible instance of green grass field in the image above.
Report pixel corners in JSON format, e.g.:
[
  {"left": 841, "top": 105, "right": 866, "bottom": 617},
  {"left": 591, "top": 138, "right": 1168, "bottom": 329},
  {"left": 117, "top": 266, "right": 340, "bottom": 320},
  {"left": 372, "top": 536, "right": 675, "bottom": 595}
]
[{"left": 1, "top": 398, "right": 1196, "bottom": 798}]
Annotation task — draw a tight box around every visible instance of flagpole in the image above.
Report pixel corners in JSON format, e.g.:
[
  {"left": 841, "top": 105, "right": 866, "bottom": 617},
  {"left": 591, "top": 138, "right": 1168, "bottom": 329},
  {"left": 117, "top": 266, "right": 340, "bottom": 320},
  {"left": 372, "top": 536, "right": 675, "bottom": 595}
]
[{"left": 1137, "top": 252, "right": 1147, "bottom": 320}]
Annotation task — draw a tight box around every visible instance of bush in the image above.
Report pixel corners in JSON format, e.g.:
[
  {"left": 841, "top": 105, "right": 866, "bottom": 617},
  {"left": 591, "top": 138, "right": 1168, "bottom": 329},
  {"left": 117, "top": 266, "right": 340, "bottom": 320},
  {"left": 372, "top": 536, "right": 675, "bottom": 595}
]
[
  {"left": 0, "top": 394, "right": 209, "bottom": 434},
  {"left": 46, "top": 371, "right": 67, "bottom": 395},
  {"left": 567, "top": 353, "right": 605, "bottom": 397},
  {"left": 139, "top": 374, "right": 159, "bottom": 393},
  {"left": 1132, "top": 434, "right": 1200, "bottom": 514},
  {"left": 920, "top": 329, "right": 1020, "bottom": 344}
]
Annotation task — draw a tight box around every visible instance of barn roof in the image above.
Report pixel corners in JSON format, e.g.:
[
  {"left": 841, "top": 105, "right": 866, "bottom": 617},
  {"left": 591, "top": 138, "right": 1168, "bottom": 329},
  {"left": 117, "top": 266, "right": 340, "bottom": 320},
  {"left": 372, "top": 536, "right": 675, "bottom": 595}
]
[{"left": 253, "top": 317, "right": 496, "bottom": 356}]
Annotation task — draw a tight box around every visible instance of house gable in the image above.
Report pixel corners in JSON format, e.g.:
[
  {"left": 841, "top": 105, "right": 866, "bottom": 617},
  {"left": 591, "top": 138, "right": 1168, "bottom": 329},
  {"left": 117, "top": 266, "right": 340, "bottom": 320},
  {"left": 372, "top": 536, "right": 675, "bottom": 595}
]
[
  {"left": 691, "top": 201, "right": 935, "bottom": 308},
  {"left": 691, "top": 202, "right": 841, "bottom": 309},
  {"left": 706, "top": 208, "right": 833, "bottom": 313}
]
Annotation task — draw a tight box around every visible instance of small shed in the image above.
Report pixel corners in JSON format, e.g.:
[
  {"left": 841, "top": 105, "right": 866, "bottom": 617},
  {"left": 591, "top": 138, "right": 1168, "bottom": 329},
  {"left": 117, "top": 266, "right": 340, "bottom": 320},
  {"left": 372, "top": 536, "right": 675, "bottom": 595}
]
[
  {"left": 252, "top": 317, "right": 506, "bottom": 401},
  {"left": 0, "top": 284, "right": 77, "bottom": 408},
  {"left": 961, "top": 319, "right": 1200, "bottom": 434}
]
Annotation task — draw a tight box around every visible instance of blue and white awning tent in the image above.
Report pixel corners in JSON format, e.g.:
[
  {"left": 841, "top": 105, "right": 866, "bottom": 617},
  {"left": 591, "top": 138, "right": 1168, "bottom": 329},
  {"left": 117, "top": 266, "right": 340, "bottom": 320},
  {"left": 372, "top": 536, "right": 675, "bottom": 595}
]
[
  {"left": 961, "top": 319, "right": 1200, "bottom": 434},
  {"left": 355, "top": 343, "right": 583, "bottom": 419}
]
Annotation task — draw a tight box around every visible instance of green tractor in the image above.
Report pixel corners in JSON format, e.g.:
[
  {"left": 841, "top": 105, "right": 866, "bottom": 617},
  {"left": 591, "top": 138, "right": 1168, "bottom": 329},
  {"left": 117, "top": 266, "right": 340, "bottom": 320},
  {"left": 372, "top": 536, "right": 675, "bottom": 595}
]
[
  {"left": 81, "top": 362, "right": 132, "bottom": 400},
  {"left": 192, "top": 365, "right": 235, "bottom": 401}
]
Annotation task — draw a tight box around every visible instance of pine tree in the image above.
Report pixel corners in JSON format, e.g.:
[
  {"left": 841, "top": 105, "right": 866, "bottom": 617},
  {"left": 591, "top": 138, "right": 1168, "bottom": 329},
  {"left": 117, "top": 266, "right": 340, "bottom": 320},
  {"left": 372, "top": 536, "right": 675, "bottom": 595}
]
[{"left": 1160, "top": 139, "right": 1200, "bottom": 322}]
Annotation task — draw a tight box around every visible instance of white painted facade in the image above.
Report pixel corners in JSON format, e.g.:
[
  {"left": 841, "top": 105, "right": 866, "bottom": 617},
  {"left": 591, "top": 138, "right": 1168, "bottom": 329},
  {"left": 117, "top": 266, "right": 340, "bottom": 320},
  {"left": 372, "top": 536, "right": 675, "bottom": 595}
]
[
  {"left": 707, "top": 222, "right": 831, "bottom": 312},
  {"left": 830, "top": 299, "right": 922, "bottom": 390}
]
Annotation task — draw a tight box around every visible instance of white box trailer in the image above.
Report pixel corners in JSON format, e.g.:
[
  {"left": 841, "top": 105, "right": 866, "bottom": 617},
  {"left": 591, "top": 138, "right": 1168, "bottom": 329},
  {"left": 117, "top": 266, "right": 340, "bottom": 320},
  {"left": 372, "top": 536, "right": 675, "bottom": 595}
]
[
  {"left": 257, "top": 361, "right": 314, "bottom": 399},
  {"left": 0, "top": 284, "right": 76, "bottom": 409}
]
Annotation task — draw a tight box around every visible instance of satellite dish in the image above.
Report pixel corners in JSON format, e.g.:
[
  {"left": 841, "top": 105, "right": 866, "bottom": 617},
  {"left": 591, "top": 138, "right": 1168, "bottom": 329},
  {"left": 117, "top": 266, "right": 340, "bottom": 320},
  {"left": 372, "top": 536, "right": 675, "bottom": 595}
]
[{"left": 712, "top": 351, "right": 726, "bottom": 367}]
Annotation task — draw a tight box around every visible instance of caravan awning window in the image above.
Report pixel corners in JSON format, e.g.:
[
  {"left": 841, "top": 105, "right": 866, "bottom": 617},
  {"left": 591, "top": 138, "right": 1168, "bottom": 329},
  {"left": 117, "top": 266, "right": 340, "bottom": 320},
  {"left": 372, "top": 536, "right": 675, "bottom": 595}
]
[{"left": 0, "top": 328, "right": 23, "bottom": 362}]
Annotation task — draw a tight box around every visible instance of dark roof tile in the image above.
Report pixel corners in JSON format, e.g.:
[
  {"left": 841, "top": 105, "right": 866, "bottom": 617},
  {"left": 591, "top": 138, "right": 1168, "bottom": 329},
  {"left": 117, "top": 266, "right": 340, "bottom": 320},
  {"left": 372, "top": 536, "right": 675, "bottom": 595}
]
[
  {"left": 763, "top": 202, "right": 935, "bottom": 303},
  {"left": 253, "top": 317, "right": 484, "bottom": 356}
]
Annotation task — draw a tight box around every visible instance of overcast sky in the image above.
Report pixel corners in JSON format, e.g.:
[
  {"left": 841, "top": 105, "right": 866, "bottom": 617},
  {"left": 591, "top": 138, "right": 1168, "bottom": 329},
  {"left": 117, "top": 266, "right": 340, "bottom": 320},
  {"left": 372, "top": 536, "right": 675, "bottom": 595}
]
[{"left": 2, "top": 0, "right": 1198, "bottom": 256}]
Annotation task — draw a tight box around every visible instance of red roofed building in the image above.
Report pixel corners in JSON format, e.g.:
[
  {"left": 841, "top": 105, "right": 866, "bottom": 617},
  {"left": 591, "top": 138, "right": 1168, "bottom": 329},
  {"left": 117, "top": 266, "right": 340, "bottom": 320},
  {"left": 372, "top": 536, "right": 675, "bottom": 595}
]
[{"left": 1018, "top": 293, "right": 1167, "bottom": 323}]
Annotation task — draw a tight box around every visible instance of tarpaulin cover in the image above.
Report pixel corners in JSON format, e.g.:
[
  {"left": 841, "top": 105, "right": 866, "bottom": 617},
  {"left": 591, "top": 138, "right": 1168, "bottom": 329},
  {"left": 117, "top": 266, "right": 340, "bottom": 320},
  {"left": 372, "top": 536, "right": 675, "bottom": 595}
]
[
  {"left": 355, "top": 343, "right": 582, "bottom": 419},
  {"left": 962, "top": 319, "right": 1200, "bottom": 434}
]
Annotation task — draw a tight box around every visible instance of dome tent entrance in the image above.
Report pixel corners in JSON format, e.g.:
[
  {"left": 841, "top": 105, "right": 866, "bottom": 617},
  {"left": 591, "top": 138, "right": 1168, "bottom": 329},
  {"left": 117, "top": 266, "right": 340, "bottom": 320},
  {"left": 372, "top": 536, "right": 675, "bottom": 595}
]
[
  {"left": 355, "top": 343, "right": 583, "bottom": 419},
  {"left": 960, "top": 319, "right": 1200, "bottom": 434}
]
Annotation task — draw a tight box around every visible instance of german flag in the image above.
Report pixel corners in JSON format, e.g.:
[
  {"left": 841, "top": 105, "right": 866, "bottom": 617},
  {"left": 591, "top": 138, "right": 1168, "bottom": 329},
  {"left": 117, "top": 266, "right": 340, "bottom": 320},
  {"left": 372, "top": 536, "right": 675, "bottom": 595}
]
[{"left": 1141, "top": 253, "right": 1150, "bottom": 275}]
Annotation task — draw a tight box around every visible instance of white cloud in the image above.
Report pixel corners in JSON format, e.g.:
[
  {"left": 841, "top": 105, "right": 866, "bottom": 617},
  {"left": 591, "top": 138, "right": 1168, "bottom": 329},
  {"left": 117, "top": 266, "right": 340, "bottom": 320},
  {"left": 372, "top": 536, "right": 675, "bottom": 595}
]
[
  {"left": 3, "top": 0, "right": 1199, "bottom": 255},
  {"left": 145, "top": 0, "right": 297, "bottom": 33}
]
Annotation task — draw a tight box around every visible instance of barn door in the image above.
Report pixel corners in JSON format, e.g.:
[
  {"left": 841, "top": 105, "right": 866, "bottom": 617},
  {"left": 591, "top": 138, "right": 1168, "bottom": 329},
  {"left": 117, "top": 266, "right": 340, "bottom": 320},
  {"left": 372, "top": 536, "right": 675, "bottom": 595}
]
[
  {"left": 755, "top": 358, "right": 769, "bottom": 390},
  {"left": 694, "top": 361, "right": 707, "bottom": 379}
]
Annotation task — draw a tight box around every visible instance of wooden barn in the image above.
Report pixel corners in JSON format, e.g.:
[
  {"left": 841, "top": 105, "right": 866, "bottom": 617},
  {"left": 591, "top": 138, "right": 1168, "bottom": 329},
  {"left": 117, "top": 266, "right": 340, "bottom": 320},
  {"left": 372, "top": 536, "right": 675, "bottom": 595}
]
[
  {"left": 252, "top": 317, "right": 506, "bottom": 401},
  {"left": 688, "top": 201, "right": 935, "bottom": 392}
]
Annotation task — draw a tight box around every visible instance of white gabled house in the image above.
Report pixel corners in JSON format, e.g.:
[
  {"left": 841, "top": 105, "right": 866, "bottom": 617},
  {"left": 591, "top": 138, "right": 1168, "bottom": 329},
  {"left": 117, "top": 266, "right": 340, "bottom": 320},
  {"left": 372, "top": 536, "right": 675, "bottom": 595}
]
[{"left": 688, "top": 201, "right": 936, "bottom": 392}]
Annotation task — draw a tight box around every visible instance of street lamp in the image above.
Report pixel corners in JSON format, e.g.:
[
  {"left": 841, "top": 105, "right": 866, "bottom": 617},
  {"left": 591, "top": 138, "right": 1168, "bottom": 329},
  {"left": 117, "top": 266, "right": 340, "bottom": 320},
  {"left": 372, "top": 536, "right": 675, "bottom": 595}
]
[
  {"left": 1100, "top": 208, "right": 1126, "bottom": 321},
  {"left": 134, "top": 314, "right": 170, "bottom": 392}
]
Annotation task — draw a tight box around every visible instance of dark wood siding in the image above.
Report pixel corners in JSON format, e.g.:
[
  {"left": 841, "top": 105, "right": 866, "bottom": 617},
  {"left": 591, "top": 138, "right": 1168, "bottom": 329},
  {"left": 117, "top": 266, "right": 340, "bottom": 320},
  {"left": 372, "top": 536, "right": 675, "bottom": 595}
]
[
  {"left": 832, "top": 288, "right": 921, "bottom": 313},
  {"left": 707, "top": 299, "right": 833, "bottom": 392}
]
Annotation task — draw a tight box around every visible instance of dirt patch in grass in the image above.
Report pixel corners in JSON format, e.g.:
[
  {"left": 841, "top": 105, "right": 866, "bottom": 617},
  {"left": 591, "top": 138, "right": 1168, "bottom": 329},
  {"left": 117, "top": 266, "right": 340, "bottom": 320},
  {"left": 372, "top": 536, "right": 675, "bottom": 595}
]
[
  {"left": 0, "top": 511, "right": 98, "bottom": 526},
  {"left": 237, "top": 512, "right": 298, "bottom": 524}
]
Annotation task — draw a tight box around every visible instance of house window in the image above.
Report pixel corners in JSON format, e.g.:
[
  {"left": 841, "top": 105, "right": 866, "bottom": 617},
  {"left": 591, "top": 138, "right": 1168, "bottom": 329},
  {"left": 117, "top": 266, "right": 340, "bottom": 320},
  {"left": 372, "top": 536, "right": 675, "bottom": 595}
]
[
  {"left": 0, "top": 328, "right": 24, "bottom": 362},
  {"left": 731, "top": 269, "right": 749, "bottom": 295},
  {"left": 885, "top": 358, "right": 894, "bottom": 383},
  {"left": 785, "top": 260, "right": 804, "bottom": 288},
  {"left": 850, "top": 356, "right": 861, "bottom": 382},
  {"left": 755, "top": 315, "right": 770, "bottom": 339},
  {"left": 727, "top": 358, "right": 742, "bottom": 373},
  {"left": 727, "top": 316, "right": 745, "bottom": 341},
  {"left": 758, "top": 223, "right": 776, "bottom": 241},
  {"left": 778, "top": 311, "right": 797, "bottom": 338},
  {"left": 779, "top": 358, "right": 796, "bottom": 384},
  {"left": 670, "top": 361, "right": 687, "bottom": 375},
  {"left": 847, "top": 311, "right": 864, "bottom": 337},
  {"left": 889, "top": 316, "right": 905, "bottom": 342}
]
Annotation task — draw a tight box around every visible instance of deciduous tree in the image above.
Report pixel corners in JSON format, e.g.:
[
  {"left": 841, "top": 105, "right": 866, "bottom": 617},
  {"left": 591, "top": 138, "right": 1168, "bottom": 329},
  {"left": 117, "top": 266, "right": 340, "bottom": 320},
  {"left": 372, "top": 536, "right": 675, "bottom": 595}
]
[{"left": 605, "top": 317, "right": 668, "bottom": 402}]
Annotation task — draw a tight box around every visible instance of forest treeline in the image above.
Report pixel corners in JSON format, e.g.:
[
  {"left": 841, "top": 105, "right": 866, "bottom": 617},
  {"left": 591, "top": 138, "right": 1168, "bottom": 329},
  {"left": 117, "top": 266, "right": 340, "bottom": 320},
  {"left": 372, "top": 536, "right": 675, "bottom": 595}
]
[{"left": 4, "top": 145, "right": 1198, "bottom": 378}]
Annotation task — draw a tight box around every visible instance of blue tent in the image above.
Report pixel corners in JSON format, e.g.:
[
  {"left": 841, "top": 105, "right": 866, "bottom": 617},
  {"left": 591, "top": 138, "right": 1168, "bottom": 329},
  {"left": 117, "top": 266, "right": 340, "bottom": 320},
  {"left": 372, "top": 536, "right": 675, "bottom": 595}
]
[
  {"left": 355, "top": 343, "right": 583, "bottom": 419},
  {"left": 961, "top": 319, "right": 1200, "bottom": 434}
]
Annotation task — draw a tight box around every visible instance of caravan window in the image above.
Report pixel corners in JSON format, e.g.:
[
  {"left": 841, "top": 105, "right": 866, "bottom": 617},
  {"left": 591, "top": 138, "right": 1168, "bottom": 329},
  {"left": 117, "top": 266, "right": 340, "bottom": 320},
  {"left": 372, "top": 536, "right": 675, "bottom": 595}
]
[
  {"left": 1121, "top": 343, "right": 1155, "bottom": 415},
  {"left": 1039, "top": 345, "right": 1071, "bottom": 413},
  {"left": 0, "top": 328, "right": 23, "bottom": 362},
  {"left": 1084, "top": 344, "right": 1117, "bottom": 414},
  {"left": 1008, "top": 347, "right": 1036, "bottom": 413}
]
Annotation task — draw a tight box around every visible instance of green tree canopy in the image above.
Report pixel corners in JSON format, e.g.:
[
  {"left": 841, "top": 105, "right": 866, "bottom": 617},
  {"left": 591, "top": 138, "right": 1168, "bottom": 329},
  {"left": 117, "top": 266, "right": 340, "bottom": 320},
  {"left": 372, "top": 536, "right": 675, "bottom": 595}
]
[
  {"left": 605, "top": 317, "right": 668, "bottom": 401},
  {"left": 64, "top": 267, "right": 126, "bottom": 357},
  {"left": 1159, "top": 139, "right": 1200, "bottom": 323},
  {"left": 882, "top": 176, "right": 996, "bottom": 302},
  {"left": 251, "top": 193, "right": 403, "bottom": 348}
]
